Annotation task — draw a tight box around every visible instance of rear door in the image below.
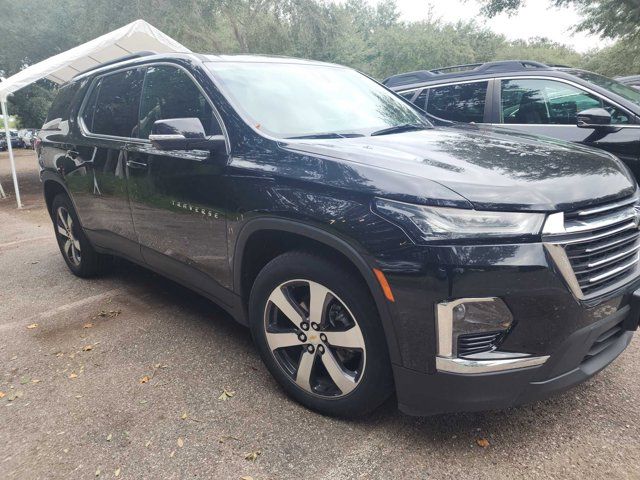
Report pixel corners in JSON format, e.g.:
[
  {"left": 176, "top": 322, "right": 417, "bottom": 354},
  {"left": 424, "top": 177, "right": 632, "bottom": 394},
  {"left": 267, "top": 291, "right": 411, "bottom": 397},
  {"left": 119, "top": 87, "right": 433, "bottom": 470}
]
[
  {"left": 71, "top": 67, "right": 145, "bottom": 259},
  {"left": 495, "top": 77, "right": 640, "bottom": 174}
]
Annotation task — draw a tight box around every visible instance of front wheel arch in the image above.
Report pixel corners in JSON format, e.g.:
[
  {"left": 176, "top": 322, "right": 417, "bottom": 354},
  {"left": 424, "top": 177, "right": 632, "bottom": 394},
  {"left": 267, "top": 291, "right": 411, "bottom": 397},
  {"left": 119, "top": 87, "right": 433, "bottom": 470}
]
[{"left": 233, "top": 217, "right": 401, "bottom": 365}]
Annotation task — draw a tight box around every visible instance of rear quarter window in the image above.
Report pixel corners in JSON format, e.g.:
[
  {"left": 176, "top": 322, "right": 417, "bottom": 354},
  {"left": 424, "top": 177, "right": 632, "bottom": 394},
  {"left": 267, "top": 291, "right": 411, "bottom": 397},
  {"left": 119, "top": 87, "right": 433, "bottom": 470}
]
[{"left": 45, "top": 82, "right": 82, "bottom": 124}]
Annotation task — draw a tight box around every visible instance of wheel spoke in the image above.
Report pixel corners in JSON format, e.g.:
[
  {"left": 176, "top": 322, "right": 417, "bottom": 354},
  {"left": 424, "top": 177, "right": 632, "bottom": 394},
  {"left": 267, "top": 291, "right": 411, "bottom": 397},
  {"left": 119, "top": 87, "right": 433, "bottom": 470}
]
[
  {"left": 321, "top": 349, "right": 357, "bottom": 395},
  {"left": 66, "top": 213, "right": 74, "bottom": 232},
  {"left": 308, "top": 281, "right": 331, "bottom": 326},
  {"left": 295, "top": 350, "right": 316, "bottom": 391},
  {"left": 64, "top": 239, "right": 73, "bottom": 256},
  {"left": 266, "top": 331, "right": 301, "bottom": 351},
  {"left": 57, "top": 224, "right": 69, "bottom": 238},
  {"left": 73, "top": 239, "right": 81, "bottom": 251},
  {"left": 57, "top": 209, "right": 68, "bottom": 230},
  {"left": 268, "top": 287, "right": 304, "bottom": 327},
  {"left": 323, "top": 326, "right": 365, "bottom": 350}
]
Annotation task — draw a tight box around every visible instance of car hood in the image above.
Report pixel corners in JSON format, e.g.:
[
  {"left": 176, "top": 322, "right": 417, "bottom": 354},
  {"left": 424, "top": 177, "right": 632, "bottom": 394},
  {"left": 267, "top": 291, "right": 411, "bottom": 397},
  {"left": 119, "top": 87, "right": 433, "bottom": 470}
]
[{"left": 281, "top": 125, "right": 637, "bottom": 211}]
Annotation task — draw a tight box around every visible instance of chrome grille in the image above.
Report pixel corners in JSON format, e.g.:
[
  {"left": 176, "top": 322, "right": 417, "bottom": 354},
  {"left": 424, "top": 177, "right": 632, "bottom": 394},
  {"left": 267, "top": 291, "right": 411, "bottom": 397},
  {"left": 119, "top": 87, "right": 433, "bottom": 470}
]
[{"left": 543, "top": 196, "right": 640, "bottom": 299}]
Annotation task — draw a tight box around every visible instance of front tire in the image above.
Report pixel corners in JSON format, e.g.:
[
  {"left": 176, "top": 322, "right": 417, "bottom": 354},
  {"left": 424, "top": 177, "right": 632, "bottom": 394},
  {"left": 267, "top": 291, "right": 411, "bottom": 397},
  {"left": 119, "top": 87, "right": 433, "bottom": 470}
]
[
  {"left": 51, "top": 193, "right": 111, "bottom": 278},
  {"left": 249, "top": 251, "right": 393, "bottom": 417}
]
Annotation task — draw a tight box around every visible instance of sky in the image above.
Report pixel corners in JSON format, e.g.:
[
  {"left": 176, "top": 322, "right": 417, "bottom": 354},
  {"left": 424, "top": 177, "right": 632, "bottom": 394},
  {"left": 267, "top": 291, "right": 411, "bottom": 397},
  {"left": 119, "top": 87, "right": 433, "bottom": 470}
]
[{"left": 370, "top": 0, "right": 610, "bottom": 53}]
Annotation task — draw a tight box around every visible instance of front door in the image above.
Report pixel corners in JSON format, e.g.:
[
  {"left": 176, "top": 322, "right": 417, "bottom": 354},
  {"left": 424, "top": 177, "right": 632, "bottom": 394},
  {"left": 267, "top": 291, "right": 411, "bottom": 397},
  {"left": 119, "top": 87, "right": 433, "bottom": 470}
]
[
  {"left": 496, "top": 78, "right": 640, "bottom": 177},
  {"left": 126, "top": 64, "right": 233, "bottom": 302}
]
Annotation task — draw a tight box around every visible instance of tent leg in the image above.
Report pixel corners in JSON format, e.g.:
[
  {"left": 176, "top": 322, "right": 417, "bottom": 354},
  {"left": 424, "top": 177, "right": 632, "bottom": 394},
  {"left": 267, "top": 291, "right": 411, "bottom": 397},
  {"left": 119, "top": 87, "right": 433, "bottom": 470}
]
[
  {"left": 0, "top": 177, "right": 6, "bottom": 198},
  {"left": 1, "top": 99, "right": 22, "bottom": 208}
]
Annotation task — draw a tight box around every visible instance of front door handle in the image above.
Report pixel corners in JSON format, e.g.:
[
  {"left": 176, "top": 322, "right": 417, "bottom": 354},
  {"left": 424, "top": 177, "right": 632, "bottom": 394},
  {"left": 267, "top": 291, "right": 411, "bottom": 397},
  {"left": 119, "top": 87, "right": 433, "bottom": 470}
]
[{"left": 126, "top": 160, "right": 148, "bottom": 169}]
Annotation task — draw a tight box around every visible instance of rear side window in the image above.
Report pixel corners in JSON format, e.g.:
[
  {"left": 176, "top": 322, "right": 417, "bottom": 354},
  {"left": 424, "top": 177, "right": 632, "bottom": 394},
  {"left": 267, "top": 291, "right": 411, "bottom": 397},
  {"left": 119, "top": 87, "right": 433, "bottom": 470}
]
[
  {"left": 90, "top": 69, "right": 143, "bottom": 138},
  {"left": 46, "top": 83, "right": 81, "bottom": 123},
  {"left": 138, "top": 65, "right": 219, "bottom": 139},
  {"left": 425, "top": 81, "right": 488, "bottom": 123}
]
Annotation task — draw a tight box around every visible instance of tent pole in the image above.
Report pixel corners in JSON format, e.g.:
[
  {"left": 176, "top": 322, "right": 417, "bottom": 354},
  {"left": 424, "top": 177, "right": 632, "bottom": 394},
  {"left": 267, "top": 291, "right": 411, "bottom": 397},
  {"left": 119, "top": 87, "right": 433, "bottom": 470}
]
[{"left": 1, "top": 98, "right": 22, "bottom": 208}]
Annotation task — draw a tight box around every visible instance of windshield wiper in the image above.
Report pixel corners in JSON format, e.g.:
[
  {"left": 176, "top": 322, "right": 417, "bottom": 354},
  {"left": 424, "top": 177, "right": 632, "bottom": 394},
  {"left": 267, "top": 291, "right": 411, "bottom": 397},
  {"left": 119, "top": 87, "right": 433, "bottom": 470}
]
[
  {"left": 370, "top": 123, "right": 428, "bottom": 136},
  {"left": 286, "top": 132, "right": 365, "bottom": 139}
]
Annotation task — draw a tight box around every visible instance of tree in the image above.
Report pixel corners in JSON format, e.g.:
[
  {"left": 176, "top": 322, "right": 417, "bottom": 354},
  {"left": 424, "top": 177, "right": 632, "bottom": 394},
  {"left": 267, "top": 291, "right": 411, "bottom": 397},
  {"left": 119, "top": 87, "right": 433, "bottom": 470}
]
[{"left": 477, "top": 0, "right": 640, "bottom": 41}]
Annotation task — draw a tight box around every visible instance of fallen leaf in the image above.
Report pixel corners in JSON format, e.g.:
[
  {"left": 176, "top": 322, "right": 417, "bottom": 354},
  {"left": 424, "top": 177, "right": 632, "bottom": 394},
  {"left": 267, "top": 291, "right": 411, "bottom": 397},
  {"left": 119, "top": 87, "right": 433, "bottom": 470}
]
[
  {"left": 140, "top": 375, "right": 150, "bottom": 384},
  {"left": 106, "top": 434, "right": 112, "bottom": 442},
  {"left": 145, "top": 440, "right": 151, "bottom": 448},
  {"left": 244, "top": 450, "right": 261, "bottom": 462},
  {"left": 68, "top": 372, "right": 78, "bottom": 379},
  {"left": 114, "top": 468, "right": 121, "bottom": 477},
  {"left": 476, "top": 438, "right": 490, "bottom": 448},
  {"left": 181, "top": 412, "right": 187, "bottom": 420},
  {"left": 96, "top": 309, "right": 121, "bottom": 319},
  {"left": 31, "top": 379, "right": 41, "bottom": 384},
  {"left": 0, "top": 392, "right": 5, "bottom": 399},
  {"left": 82, "top": 345, "right": 93, "bottom": 352},
  {"left": 218, "top": 388, "right": 236, "bottom": 401},
  {"left": 177, "top": 437, "right": 184, "bottom": 448},
  {"left": 240, "top": 477, "right": 254, "bottom": 480},
  {"left": 95, "top": 468, "right": 101, "bottom": 477},
  {"left": 170, "top": 450, "right": 175, "bottom": 458},
  {"left": 63, "top": 448, "right": 69, "bottom": 454},
  {"left": 19, "top": 376, "right": 30, "bottom": 385},
  {"left": 27, "top": 323, "right": 38, "bottom": 329},
  {"left": 83, "top": 323, "right": 94, "bottom": 329}
]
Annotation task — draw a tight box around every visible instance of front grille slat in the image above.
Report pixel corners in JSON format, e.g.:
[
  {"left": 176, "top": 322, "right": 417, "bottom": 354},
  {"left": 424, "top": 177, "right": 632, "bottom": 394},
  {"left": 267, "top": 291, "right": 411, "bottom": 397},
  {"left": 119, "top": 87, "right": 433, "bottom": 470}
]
[{"left": 545, "top": 196, "right": 640, "bottom": 299}]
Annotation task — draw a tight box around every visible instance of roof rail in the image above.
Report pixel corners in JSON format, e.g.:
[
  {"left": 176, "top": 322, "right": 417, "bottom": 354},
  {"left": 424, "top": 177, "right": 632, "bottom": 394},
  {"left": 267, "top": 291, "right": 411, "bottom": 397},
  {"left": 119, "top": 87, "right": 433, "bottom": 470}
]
[
  {"left": 72, "top": 51, "right": 157, "bottom": 78},
  {"left": 383, "top": 59, "right": 552, "bottom": 88}
]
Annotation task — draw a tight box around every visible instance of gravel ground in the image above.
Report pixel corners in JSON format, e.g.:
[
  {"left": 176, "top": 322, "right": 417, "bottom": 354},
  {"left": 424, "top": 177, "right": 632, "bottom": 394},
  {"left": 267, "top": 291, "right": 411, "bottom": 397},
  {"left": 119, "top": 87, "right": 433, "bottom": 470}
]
[{"left": 1, "top": 151, "right": 639, "bottom": 480}]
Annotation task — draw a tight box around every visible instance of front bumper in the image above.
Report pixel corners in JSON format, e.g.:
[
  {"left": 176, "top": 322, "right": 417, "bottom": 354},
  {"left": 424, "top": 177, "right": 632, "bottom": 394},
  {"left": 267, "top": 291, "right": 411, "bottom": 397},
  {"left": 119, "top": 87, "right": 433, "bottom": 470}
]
[{"left": 394, "top": 291, "right": 637, "bottom": 416}]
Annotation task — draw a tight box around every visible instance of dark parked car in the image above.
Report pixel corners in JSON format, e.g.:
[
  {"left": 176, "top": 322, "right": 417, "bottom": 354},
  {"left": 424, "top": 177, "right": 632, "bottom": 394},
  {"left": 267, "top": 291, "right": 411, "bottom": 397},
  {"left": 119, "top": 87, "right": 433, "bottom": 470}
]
[
  {"left": 617, "top": 75, "right": 640, "bottom": 91},
  {"left": 0, "top": 130, "right": 25, "bottom": 150},
  {"left": 38, "top": 53, "right": 640, "bottom": 417},
  {"left": 385, "top": 60, "right": 640, "bottom": 178}
]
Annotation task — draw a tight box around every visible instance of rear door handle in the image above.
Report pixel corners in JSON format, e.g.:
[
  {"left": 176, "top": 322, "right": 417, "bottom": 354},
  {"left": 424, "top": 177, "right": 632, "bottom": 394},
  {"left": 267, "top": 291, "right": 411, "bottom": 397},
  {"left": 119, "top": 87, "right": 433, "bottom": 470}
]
[{"left": 126, "top": 160, "right": 148, "bottom": 169}]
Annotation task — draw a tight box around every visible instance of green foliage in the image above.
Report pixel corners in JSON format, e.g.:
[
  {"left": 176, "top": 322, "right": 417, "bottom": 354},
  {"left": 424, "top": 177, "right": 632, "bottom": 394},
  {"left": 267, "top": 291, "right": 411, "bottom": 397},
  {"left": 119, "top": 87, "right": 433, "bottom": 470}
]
[
  {"left": 0, "top": 0, "right": 638, "bottom": 125},
  {"left": 478, "top": 0, "right": 640, "bottom": 40}
]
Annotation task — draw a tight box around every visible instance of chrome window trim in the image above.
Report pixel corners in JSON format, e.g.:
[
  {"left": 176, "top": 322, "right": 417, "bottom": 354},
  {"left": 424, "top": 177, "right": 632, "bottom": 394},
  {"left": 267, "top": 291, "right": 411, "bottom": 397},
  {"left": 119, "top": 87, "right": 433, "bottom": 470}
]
[
  {"left": 76, "top": 62, "right": 231, "bottom": 155},
  {"left": 396, "top": 78, "right": 491, "bottom": 95}
]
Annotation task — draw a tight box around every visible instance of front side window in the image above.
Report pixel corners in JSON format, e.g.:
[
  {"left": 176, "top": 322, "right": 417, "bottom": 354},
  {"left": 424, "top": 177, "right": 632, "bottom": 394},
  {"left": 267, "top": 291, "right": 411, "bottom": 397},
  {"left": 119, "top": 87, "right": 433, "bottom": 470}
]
[
  {"left": 90, "top": 69, "right": 143, "bottom": 138},
  {"left": 501, "top": 78, "right": 631, "bottom": 125},
  {"left": 425, "top": 82, "right": 488, "bottom": 123},
  {"left": 138, "top": 65, "right": 219, "bottom": 139},
  {"left": 206, "top": 62, "right": 428, "bottom": 138}
]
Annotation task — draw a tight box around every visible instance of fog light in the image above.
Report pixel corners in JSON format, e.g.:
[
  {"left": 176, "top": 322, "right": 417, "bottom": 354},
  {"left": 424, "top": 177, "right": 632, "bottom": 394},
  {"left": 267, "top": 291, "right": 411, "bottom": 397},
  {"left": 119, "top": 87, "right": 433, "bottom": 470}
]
[{"left": 436, "top": 298, "right": 513, "bottom": 358}]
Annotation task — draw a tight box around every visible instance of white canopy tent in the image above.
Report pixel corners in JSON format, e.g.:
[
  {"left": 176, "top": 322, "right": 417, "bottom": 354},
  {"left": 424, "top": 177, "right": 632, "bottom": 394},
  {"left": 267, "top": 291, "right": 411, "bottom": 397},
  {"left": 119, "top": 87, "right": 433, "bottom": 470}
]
[{"left": 0, "top": 19, "right": 191, "bottom": 208}]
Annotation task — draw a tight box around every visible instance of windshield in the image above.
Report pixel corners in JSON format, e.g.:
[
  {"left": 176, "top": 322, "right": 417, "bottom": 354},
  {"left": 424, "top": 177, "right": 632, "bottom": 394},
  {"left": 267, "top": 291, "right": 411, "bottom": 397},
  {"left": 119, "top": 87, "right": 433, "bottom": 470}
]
[
  {"left": 206, "top": 61, "right": 429, "bottom": 138},
  {"left": 571, "top": 70, "right": 640, "bottom": 107}
]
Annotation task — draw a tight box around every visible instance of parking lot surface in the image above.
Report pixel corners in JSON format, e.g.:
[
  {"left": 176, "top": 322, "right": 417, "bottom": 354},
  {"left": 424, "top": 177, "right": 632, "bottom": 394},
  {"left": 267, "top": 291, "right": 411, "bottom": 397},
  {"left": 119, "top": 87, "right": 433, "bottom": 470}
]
[{"left": 1, "top": 151, "right": 639, "bottom": 479}]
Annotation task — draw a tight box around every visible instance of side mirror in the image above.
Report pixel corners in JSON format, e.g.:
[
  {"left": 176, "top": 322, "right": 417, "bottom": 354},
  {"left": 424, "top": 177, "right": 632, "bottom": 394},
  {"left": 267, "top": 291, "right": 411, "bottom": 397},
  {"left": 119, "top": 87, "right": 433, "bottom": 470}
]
[
  {"left": 149, "top": 118, "right": 225, "bottom": 152},
  {"left": 577, "top": 108, "right": 612, "bottom": 128}
]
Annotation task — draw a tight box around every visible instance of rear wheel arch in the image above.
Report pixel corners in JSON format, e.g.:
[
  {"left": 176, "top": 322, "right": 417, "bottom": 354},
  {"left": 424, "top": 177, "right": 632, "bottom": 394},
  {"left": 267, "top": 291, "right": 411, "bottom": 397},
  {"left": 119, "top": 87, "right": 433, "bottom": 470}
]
[{"left": 233, "top": 218, "right": 401, "bottom": 364}]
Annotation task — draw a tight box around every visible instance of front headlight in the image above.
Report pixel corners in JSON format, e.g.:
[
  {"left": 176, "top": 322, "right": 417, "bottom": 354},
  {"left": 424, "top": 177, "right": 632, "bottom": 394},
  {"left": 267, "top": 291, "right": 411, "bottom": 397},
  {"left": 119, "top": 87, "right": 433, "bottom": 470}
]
[{"left": 373, "top": 198, "right": 545, "bottom": 242}]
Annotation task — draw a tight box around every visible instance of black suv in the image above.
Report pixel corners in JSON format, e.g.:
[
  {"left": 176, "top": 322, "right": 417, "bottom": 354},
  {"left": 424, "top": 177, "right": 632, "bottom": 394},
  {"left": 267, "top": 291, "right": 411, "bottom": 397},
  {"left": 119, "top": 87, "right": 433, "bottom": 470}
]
[
  {"left": 617, "top": 75, "right": 640, "bottom": 91},
  {"left": 385, "top": 60, "right": 640, "bottom": 178},
  {"left": 38, "top": 53, "right": 640, "bottom": 417}
]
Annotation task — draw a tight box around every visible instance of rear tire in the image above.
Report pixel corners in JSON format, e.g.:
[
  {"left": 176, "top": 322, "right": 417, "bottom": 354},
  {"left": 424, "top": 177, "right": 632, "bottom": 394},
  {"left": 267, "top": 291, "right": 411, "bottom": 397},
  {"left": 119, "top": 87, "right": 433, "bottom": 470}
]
[
  {"left": 51, "top": 193, "right": 112, "bottom": 277},
  {"left": 249, "top": 251, "right": 394, "bottom": 417}
]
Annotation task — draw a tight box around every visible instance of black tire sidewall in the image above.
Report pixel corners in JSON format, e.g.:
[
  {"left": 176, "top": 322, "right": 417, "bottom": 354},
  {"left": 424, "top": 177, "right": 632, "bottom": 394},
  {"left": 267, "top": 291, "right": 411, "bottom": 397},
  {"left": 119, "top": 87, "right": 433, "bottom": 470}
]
[
  {"left": 249, "top": 251, "right": 393, "bottom": 417},
  {"left": 51, "top": 193, "right": 104, "bottom": 277}
]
